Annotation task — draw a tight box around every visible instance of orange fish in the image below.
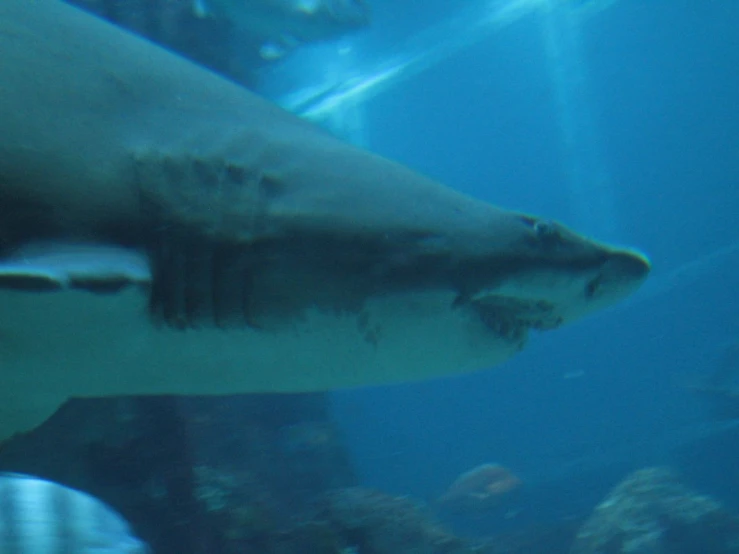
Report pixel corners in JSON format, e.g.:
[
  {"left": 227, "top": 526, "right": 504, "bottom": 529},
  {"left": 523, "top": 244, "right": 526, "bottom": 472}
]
[{"left": 436, "top": 463, "right": 522, "bottom": 513}]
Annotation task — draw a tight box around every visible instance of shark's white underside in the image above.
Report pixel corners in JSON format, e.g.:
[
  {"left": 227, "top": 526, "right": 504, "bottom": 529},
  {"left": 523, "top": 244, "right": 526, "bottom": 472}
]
[{"left": 0, "top": 286, "right": 519, "bottom": 440}]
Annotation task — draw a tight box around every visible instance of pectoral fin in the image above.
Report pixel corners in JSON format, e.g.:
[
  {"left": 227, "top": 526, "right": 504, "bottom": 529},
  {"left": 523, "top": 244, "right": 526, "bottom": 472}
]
[{"left": 0, "top": 242, "right": 150, "bottom": 293}]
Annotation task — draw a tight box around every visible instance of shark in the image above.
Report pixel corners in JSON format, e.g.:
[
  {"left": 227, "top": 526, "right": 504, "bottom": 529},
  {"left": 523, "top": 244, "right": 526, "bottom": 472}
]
[
  {"left": 193, "top": 0, "right": 371, "bottom": 60},
  {"left": 0, "top": 0, "right": 649, "bottom": 442}
]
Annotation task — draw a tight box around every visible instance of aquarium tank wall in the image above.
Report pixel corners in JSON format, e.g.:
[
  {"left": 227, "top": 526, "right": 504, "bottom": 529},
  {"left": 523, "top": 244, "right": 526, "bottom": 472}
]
[{"left": 0, "top": 0, "right": 738, "bottom": 553}]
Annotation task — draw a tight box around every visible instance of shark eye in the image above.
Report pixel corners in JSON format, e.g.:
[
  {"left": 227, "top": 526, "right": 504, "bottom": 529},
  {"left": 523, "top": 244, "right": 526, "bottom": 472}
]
[
  {"left": 534, "top": 220, "right": 553, "bottom": 236},
  {"left": 518, "top": 216, "right": 561, "bottom": 246},
  {"left": 533, "top": 220, "right": 559, "bottom": 241}
]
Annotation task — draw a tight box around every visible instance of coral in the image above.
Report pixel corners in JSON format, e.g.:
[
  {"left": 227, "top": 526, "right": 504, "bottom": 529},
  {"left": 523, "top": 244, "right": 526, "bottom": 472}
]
[
  {"left": 0, "top": 394, "right": 356, "bottom": 554},
  {"left": 193, "top": 464, "right": 277, "bottom": 548},
  {"left": 319, "top": 487, "right": 472, "bottom": 554},
  {"left": 570, "top": 467, "right": 739, "bottom": 554}
]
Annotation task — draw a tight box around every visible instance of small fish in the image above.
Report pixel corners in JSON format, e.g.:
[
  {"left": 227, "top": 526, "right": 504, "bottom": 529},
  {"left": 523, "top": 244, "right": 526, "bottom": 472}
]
[
  {"left": 436, "top": 463, "right": 522, "bottom": 513},
  {"left": 0, "top": 473, "right": 149, "bottom": 553},
  {"left": 279, "top": 421, "right": 336, "bottom": 453}
]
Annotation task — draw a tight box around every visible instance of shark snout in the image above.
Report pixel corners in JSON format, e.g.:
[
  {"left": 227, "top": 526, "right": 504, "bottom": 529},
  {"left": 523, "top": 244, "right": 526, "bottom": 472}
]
[
  {"left": 602, "top": 249, "right": 651, "bottom": 284},
  {"left": 584, "top": 248, "right": 651, "bottom": 309}
]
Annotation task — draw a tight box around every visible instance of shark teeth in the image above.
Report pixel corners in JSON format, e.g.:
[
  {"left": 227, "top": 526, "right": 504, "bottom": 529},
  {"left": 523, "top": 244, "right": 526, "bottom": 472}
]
[{"left": 468, "top": 294, "right": 561, "bottom": 344}]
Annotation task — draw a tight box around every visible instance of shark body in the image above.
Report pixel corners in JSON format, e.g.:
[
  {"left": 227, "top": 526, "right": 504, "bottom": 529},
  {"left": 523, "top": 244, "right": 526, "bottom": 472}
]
[{"left": 0, "top": 0, "right": 649, "bottom": 441}]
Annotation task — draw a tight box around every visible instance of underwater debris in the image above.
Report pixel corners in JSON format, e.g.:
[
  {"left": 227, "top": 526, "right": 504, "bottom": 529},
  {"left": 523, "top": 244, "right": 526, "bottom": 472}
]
[{"left": 571, "top": 467, "right": 739, "bottom": 554}]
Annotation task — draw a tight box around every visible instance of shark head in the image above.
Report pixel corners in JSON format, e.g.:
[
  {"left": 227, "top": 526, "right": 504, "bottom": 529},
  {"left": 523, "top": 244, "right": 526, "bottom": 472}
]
[{"left": 449, "top": 214, "right": 650, "bottom": 344}]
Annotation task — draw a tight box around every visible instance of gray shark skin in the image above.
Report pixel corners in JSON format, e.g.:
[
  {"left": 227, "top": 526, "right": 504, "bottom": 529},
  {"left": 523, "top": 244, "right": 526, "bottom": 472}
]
[{"left": 0, "top": 0, "right": 649, "bottom": 441}]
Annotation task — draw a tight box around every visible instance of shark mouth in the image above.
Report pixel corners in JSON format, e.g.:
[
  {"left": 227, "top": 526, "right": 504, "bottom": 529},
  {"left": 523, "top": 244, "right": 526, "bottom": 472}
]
[{"left": 467, "top": 293, "right": 562, "bottom": 344}]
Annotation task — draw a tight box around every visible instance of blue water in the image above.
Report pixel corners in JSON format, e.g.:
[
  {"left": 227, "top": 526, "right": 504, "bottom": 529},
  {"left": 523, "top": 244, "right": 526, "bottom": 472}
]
[
  {"left": 324, "top": 0, "right": 739, "bottom": 532},
  {"left": 11, "top": 0, "right": 738, "bottom": 545}
]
